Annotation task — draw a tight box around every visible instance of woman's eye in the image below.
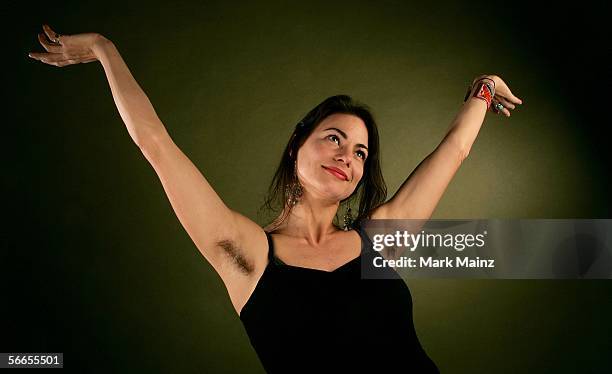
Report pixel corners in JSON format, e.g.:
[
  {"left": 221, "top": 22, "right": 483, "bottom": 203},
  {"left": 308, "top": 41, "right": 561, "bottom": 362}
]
[{"left": 328, "top": 135, "right": 366, "bottom": 160}]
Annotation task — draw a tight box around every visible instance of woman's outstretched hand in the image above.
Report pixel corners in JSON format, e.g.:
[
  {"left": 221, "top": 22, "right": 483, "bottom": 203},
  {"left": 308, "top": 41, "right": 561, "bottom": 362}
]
[
  {"left": 472, "top": 74, "right": 523, "bottom": 117},
  {"left": 28, "top": 24, "right": 107, "bottom": 67}
]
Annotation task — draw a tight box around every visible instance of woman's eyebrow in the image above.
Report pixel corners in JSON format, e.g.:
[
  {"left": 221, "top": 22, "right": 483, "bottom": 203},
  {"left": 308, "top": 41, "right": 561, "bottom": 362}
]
[{"left": 323, "top": 127, "right": 368, "bottom": 150}]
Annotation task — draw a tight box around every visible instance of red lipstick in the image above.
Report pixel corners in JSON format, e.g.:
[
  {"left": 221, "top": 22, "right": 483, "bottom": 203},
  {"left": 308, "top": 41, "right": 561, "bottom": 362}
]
[{"left": 323, "top": 166, "right": 348, "bottom": 181}]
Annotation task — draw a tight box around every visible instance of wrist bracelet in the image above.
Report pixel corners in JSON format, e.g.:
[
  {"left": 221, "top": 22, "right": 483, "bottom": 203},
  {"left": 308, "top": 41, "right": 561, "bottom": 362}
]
[
  {"left": 476, "top": 79, "right": 495, "bottom": 96},
  {"left": 463, "top": 78, "right": 496, "bottom": 107},
  {"left": 470, "top": 78, "right": 495, "bottom": 95},
  {"left": 464, "top": 81, "right": 494, "bottom": 108},
  {"left": 473, "top": 81, "right": 493, "bottom": 108}
]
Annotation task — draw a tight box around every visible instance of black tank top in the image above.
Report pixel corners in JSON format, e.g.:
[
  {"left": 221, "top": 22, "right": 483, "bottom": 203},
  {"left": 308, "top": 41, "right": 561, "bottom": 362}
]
[{"left": 239, "top": 222, "right": 439, "bottom": 373}]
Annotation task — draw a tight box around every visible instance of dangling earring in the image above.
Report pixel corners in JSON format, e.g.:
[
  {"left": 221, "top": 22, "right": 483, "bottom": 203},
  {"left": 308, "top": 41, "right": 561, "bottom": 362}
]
[
  {"left": 286, "top": 159, "right": 303, "bottom": 207},
  {"left": 342, "top": 206, "right": 354, "bottom": 231}
]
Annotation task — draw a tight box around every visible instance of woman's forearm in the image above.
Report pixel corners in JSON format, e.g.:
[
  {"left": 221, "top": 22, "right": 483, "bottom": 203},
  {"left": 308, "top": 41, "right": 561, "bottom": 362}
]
[
  {"left": 375, "top": 92, "right": 489, "bottom": 220},
  {"left": 92, "top": 37, "right": 167, "bottom": 148},
  {"left": 444, "top": 93, "right": 489, "bottom": 159}
]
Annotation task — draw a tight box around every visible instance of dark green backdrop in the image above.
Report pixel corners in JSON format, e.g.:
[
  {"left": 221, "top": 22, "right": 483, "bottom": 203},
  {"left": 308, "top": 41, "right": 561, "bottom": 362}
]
[{"left": 7, "top": 0, "right": 611, "bottom": 372}]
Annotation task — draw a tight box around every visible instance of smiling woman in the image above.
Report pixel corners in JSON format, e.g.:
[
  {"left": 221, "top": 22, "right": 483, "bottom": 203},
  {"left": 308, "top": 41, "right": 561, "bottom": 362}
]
[
  {"left": 28, "top": 22, "right": 525, "bottom": 373},
  {"left": 237, "top": 96, "right": 441, "bottom": 372},
  {"left": 259, "top": 96, "right": 388, "bottom": 235}
]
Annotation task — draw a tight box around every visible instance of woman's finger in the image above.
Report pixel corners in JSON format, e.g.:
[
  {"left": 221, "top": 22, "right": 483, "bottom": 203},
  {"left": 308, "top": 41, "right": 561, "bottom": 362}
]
[
  {"left": 511, "top": 95, "right": 523, "bottom": 105},
  {"left": 28, "top": 52, "right": 49, "bottom": 60},
  {"left": 491, "top": 99, "right": 512, "bottom": 117},
  {"left": 30, "top": 52, "right": 66, "bottom": 62},
  {"left": 40, "top": 58, "right": 75, "bottom": 67},
  {"left": 498, "top": 87, "right": 523, "bottom": 105},
  {"left": 501, "top": 91, "right": 523, "bottom": 105},
  {"left": 31, "top": 53, "right": 93, "bottom": 67},
  {"left": 42, "top": 24, "right": 61, "bottom": 44},
  {"left": 499, "top": 105, "right": 511, "bottom": 117},
  {"left": 38, "top": 33, "right": 62, "bottom": 53},
  {"left": 29, "top": 50, "right": 93, "bottom": 65},
  {"left": 496, "top": 95, "right": 516, "bottom": 110}
]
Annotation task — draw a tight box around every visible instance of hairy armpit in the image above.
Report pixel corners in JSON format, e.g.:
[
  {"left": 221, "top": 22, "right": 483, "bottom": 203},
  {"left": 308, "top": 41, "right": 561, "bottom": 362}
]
[{"left": 216, "top": 239, "right": 255, "bottom": 275}]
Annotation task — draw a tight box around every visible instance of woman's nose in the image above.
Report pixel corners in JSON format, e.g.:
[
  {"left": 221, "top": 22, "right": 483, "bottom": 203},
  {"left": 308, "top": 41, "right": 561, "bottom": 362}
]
[{"left": 334, "top": 148, "right": 351, "bottom": 164}]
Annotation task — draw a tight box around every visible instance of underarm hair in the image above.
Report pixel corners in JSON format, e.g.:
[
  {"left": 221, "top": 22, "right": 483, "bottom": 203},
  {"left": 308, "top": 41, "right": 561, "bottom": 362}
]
[{"left": 216, "top": 239, "right": 255, "bottom": 275}]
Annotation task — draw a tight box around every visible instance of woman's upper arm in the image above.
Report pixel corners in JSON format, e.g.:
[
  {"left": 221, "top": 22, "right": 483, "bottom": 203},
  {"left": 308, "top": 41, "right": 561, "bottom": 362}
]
[{"left": 139, "top": 129, "right": 268, "bottom": 287}]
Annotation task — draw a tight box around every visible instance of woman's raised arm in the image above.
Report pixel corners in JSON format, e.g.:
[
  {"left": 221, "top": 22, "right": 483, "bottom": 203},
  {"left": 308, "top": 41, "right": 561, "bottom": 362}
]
[
  {"left": 371, "top": 75, "right": 523, "bottom": 221},
  {"left": 29, "top": 25, "right": 160, "bottom": 147},
  {"left": 28, "top": 25, "right": 269, "bottom": 313}
]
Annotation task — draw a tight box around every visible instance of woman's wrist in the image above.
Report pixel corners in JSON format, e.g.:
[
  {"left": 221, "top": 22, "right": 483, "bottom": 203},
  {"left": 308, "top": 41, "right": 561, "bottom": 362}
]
[
  {"left": 91, "top": 34, "right": 112, "bottom": 60},
  {"left": 463, "top": 75, "right": 497, "bottom": 108},
  {"left": 463, "top": 80, "right": 494, "bottom": 109}
]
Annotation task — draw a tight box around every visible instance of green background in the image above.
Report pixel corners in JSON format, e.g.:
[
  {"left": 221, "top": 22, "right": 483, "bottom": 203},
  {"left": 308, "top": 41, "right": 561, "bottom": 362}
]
[{"left": 8, "top": 0, "right": 611, "bottom": 372}]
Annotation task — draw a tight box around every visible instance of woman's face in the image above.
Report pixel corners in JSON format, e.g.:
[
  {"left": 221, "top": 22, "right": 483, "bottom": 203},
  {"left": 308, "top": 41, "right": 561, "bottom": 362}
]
[{"left": 296, "top": 113, "right": 369, "bottom": 203}]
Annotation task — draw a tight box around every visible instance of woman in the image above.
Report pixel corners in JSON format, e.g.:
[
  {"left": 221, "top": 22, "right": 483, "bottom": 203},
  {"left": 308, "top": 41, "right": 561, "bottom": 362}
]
[{"left": 29, "top": 25, "right": 523, "bottom": 373}]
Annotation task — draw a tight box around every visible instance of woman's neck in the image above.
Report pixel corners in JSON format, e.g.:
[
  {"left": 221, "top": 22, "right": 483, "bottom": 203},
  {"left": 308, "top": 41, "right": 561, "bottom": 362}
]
[{"left": 267, "top": 199, "right": 343, "bottom": 246}]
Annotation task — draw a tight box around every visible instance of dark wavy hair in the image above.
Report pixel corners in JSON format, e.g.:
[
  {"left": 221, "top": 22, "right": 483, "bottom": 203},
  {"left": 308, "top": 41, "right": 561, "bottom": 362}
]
[{"left": 259, "top": 95, "right": 387, "bottom": 232}]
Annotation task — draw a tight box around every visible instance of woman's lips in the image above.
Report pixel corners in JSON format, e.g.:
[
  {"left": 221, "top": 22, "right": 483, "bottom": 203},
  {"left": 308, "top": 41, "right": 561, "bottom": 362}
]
[{"left": 323, "top": 166, "right": 348, "bottom": 181}]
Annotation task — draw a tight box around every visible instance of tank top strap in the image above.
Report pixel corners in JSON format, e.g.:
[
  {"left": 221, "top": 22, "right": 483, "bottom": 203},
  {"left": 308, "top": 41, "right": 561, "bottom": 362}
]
[
  {"left": 353, "top": 219, "right": 374, "bottom": 254},
  {"left": 264, "top": 231, "right": 286, "bottom": 265},
  {"left": 264, "top": 231, "right": 275, "bottom": 261}
]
